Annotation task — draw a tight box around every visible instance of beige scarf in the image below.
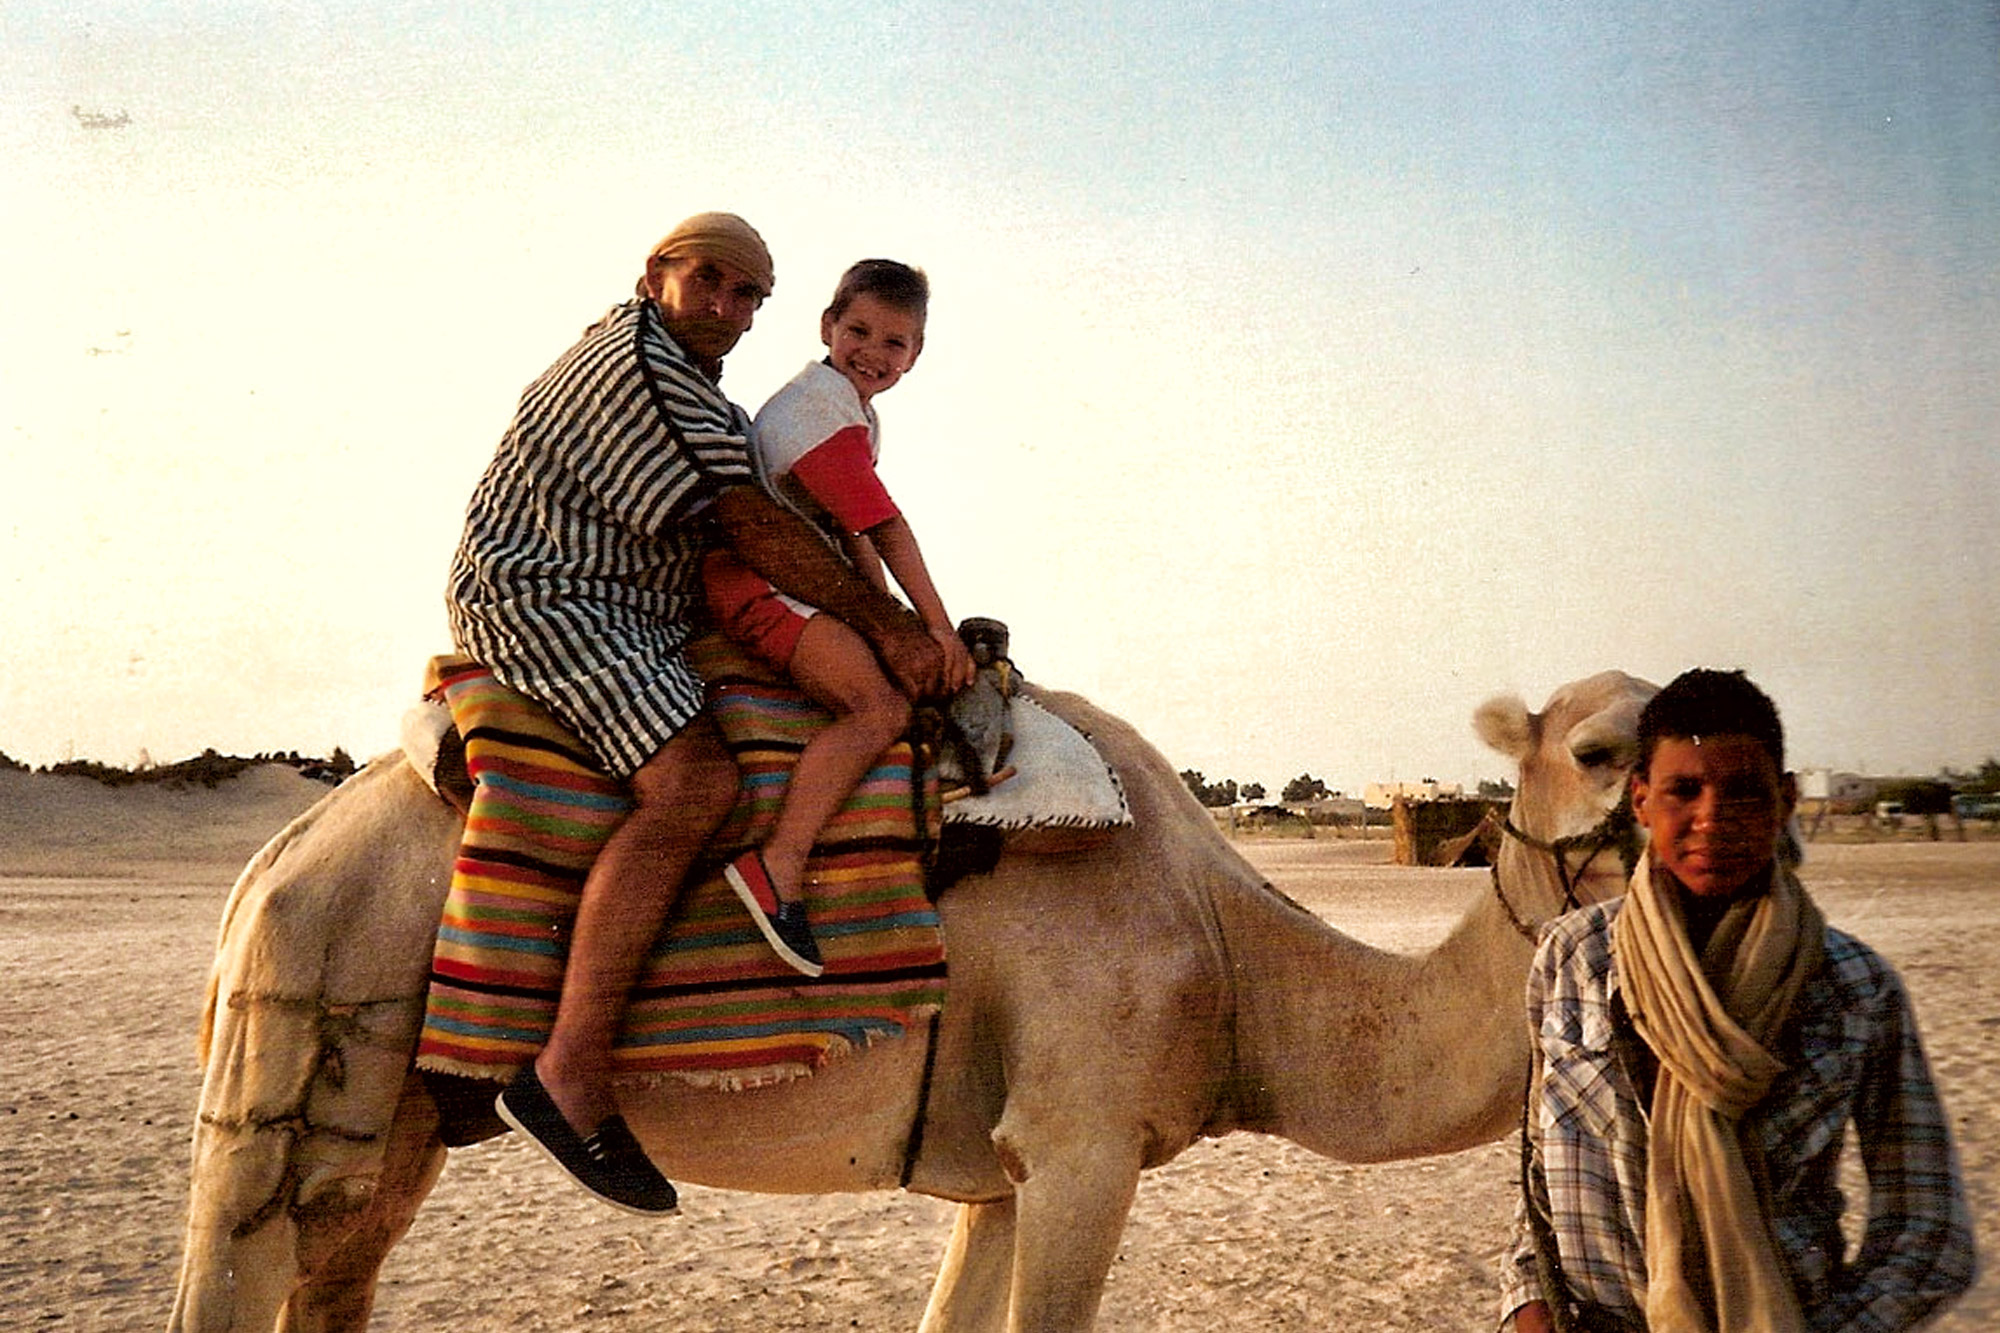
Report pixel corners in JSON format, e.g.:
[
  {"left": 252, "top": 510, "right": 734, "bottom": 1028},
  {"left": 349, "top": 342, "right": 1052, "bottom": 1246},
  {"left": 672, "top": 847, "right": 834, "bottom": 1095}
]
[{"left": 1612, "top": 849, "right": 1826, "bottom": 1333}]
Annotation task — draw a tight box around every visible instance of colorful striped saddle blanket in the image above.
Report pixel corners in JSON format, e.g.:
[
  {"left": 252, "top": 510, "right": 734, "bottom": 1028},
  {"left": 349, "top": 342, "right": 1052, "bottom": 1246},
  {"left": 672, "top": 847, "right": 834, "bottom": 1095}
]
[{"left": 415, "top": 636, "right": 946, "bottom": 1090}]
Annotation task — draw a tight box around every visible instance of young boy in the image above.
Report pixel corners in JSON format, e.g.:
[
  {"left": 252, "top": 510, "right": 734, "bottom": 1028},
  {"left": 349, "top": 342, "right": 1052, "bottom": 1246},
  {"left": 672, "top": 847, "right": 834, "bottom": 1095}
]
[{"left": 703, "top": 259, "right": 974, "bottom": 975}]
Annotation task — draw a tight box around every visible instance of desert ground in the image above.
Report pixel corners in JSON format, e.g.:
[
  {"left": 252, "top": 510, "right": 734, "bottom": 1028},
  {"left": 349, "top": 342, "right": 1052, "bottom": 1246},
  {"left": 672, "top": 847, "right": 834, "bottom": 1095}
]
[{"left": 1, "top": 765, "right": 1992, "bottom": 1331}]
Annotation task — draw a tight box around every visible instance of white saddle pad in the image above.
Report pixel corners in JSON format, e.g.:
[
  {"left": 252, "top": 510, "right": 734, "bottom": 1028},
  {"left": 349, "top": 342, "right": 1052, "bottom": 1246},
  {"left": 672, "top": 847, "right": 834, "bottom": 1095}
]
[{"left": 942, "top": 693, "right": 1131, "bottom": 832}]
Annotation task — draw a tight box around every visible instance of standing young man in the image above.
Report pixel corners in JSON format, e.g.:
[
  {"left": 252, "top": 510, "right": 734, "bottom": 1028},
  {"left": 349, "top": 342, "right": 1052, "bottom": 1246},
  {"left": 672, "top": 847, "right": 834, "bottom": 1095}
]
[{"left": 1502, "top": 669, "right": 1974, "bottom": 1332}]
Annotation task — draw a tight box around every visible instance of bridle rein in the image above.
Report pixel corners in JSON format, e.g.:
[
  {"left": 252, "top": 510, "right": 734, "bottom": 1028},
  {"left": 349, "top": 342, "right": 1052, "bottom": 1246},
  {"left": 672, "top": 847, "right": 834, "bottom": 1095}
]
[{"left": 1490, "top": 795, "right": 1643, "bottom": 942}]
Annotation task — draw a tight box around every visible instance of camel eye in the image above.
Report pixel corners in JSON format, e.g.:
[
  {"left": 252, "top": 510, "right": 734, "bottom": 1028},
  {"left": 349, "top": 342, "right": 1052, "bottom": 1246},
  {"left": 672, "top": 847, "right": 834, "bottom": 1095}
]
[{"left": 1574, "top": 744, "right": 1617, "bottom": 770}]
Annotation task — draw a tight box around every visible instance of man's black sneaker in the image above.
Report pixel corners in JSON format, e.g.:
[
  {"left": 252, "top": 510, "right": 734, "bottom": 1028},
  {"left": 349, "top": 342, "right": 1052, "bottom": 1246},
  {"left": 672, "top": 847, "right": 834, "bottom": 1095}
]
[{"left": 495, "top": 1063, "right": 678, "bottom": 1214}]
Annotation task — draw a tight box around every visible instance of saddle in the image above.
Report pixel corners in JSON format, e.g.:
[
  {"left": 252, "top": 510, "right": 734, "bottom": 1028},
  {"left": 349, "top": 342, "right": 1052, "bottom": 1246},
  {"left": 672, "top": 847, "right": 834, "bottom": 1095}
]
[
  {"left": 412, "top": 646, "right": 948, "bottom": 1090},
  {"left": 405, "top": 627, "right": 1126, "bottom": 1141},
  {"left": 402, "top": 617, "right": 1131, "bottom": 843}
]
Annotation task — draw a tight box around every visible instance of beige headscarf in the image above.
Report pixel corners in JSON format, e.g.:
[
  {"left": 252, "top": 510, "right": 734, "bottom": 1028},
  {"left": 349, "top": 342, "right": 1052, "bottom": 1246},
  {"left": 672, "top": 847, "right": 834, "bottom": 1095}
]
[
  {"left": 636, "top": 211, "right": 775, "bottom": 297},
  {"left": 1612, "top": 848, "right": 1826, "bottom": 1333}
]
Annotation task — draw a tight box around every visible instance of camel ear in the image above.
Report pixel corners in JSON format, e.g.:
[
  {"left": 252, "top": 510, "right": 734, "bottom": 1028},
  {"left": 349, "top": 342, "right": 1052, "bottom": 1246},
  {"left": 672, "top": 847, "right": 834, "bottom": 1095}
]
[{"left": 1474, "top": 693, "right": 1533, "bottom": 760}]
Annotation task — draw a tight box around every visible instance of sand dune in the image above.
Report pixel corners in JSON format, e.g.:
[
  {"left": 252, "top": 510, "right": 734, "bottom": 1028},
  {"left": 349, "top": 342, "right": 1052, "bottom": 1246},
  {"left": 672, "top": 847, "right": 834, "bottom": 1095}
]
[
  {"left": 0, "top": 766, "right": 1990, "bottom": 1329},
  {"left": 0, "top": 764, "right": 342, "bottom": 878}
]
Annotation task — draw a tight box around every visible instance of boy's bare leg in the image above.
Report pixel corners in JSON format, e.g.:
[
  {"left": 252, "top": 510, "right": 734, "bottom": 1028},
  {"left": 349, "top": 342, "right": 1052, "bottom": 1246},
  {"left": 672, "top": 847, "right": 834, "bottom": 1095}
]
[
  {"left": 534, "top": 714, "right": 738, "bottom": 1132},
  {"left": 760, "top": 615, "right": 912, "bottom": 903}
]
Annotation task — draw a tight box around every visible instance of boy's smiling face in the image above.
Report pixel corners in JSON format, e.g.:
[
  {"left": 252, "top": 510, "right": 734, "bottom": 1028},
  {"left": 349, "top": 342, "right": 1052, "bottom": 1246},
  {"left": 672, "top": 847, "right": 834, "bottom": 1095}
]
[{"left": 821, "top": 293, "right": 923, "bottom": 403}]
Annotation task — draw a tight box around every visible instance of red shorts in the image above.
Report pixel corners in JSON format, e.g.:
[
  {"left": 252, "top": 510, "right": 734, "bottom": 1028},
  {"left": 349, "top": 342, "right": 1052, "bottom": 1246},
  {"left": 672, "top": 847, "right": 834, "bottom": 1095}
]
[{"left": 701, "top": 549, "right": 815, "bottom": 671}]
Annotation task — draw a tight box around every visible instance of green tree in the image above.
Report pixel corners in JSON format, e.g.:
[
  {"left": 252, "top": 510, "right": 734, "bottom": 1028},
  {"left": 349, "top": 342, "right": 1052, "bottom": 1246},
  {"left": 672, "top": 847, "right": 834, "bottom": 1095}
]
[
  {"left": 1178, "top": 770, "right": 1240, "bottom": 808},
  {"left": 1282, "top": 773, "right": 1328, "bottom": 803}
]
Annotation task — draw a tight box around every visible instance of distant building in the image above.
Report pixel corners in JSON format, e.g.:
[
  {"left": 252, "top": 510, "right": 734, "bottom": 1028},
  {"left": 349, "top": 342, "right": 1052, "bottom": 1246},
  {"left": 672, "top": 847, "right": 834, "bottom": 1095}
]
[
  {"left": 1797, "top": 768, "right": 1875, "bottom": 805},
  {"left": 1296, "top": 796, "right": 1368, "bottom": 822},
  {"left": 1363, "top": 779, "right": 1464, "bottom": 811}
]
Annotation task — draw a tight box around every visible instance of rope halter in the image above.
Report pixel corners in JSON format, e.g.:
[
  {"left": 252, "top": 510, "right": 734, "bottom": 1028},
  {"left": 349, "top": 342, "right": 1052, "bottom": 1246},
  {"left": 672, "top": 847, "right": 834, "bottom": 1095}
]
[{"left": 1490, "top": 793, "right": 1643, "bottom": 942}]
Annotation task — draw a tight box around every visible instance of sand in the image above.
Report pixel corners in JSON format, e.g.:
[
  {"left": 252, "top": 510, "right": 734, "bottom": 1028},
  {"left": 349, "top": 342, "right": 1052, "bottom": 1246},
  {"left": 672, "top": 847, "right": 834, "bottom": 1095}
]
[{"left": 0, "top": 766, "right": 1991, "bottom": 1330}]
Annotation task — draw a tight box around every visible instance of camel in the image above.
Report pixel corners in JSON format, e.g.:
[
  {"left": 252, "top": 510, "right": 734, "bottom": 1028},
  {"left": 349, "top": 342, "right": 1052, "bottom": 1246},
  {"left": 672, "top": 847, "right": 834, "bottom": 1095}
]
[{"left": 167, "top": 670, "right": 1655, "bottom": 1332}]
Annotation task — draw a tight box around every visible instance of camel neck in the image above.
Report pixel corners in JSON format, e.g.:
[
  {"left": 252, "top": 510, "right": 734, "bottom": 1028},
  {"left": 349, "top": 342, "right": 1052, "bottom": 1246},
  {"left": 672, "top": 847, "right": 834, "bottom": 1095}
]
[{"left": 1213, "top": 874, "right": 1537, "bottom": 1161}]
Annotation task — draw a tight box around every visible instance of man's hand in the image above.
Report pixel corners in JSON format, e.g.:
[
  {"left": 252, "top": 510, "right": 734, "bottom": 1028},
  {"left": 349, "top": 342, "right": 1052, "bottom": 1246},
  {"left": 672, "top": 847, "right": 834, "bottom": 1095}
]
[
  {"left": 874, "top": 618, "right": 952, "bottom": 701},
  {"left": 710, "top": 486, "right": 956, "bottom": 698},
  {"left": 931, "top": 625, "right": 976, "bottom": 694}
]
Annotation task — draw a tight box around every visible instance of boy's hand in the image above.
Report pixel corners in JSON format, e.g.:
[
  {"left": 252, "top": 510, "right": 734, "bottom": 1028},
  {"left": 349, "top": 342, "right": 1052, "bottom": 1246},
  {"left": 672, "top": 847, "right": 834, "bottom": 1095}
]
[{"left": 931, "top": 626, "right": 976, "bottom": 694}]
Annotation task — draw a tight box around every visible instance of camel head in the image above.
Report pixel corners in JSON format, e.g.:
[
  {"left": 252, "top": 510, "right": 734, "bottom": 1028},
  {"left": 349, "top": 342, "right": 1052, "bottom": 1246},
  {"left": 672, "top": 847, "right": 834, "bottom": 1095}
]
[{"left": 1475, "top": 670, "right": 1658, "bottom": 914}]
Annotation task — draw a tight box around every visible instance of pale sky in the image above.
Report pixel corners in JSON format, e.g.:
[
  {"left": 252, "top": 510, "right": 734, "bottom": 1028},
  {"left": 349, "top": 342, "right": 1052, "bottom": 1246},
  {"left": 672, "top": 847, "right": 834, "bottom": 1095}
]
[{"left": 4, "top": 1, "right": 1997, "bottom": 795}]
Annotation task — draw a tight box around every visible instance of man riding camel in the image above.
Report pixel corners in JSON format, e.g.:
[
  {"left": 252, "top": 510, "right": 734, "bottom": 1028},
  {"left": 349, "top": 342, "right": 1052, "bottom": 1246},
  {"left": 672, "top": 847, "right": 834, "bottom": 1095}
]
[{"left": 447, "top": 213, "right": 953, "bottom": 1213}]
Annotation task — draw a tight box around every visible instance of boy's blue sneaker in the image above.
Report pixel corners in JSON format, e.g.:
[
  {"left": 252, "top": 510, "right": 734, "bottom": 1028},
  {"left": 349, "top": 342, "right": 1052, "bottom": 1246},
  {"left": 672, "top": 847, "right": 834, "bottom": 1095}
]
[{"left": 723, "top": 850, "right": 825, "bottom": 977}]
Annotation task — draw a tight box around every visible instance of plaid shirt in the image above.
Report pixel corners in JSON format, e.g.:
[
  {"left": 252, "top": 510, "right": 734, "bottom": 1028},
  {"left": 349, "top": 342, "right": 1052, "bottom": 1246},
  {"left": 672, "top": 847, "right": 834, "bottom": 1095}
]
[{"left": 1501, "top": 898, "right": 1975, "bottom": 1332}]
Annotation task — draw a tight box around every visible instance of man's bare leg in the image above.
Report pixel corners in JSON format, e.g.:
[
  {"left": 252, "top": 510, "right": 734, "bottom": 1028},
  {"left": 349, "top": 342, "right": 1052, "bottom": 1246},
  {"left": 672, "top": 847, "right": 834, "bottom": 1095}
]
[
  {"left": 758, "top": 615, "right": 911, "bottom": 903},
  {"left": 534, "top": 713, "right": 738, "bottom": 1133}
]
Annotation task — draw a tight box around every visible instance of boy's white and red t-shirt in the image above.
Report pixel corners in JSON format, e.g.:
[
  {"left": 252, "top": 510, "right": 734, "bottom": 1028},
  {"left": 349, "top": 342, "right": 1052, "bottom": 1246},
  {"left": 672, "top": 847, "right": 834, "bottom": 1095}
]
[
  {"left": 752, "top": 359, "right": 901, "bottom": 542},
  {"left": 700, "top": 359, "right": 905, "bottom": 667}
]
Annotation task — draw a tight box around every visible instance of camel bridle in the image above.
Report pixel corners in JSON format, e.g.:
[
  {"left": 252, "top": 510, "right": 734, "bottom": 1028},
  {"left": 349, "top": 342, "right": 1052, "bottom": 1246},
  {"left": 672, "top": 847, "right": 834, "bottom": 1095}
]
[{"left": 1490, "top": 793, "right": 1643, "bottom": 942}]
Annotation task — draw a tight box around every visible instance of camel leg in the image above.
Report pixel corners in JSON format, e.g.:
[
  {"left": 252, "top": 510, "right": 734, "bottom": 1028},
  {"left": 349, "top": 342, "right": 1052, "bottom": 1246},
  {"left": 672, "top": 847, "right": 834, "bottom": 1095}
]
[
  {"left": 1002, "top": 1146, "right": 1141, "bottom": 1333},
  {"left": 280, "top": 1073, "right": 447, "bottom": 1332},
  {"left": 169, "top": 1041, "right": 311, "bottom": 1333},
  {"left": 168, "top": 1194, "right": 304, "bottom": 1333},
  {"left": 916, "top": 1144, "right": 1142, "bottom": 1333},
  {"left": 918, "top": 1198, "right": 1018, "bottom": 1333},
  {"left": 168, "top": 1073, "right": 444, "bottom": 1333}
]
